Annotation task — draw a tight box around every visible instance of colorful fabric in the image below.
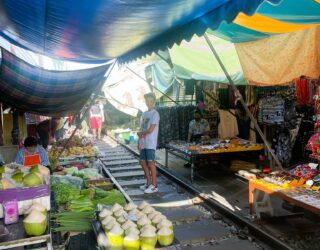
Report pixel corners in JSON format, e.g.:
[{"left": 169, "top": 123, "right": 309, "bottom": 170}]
[
  {"left": 90, "top": 117, "right": 102, "bottom": 129},
  {"left": 235, "top": 27, "right": 320, "bottom": 86},
  {"left": 289, "top": 164, "right": 319, "bottom": 180},
  {"left": 0, "top": 49, "right": 109, "bottom": 116},
  {"left": 188, "top": 119, "right": 210, "bottom": 136},
  {"left": 15, "top": 146, "right": 49, "bottom": 166}
]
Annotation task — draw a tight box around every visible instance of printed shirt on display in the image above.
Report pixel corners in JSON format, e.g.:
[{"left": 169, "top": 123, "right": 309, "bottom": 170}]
[{"left": 189, "top": 119, "right": 210, "bottom": 135}]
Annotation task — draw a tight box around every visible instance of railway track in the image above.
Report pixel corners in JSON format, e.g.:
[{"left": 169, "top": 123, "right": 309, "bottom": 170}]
[{"left": 96, "top": 139, "right": 291, "bottom": 250}]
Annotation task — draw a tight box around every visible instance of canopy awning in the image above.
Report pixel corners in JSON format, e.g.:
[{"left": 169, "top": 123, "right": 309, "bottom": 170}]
[
  {"left": 0, "top": 0, "right": 280, "bottom": 63},
  {"left": 0, "top": 49, "right": 110, "bottom": 116},
  {"left": 169, "top": 34, "right": 246, "bottom": 85},
  {"left": 210, "top": 0, "right": 320, "bottom": 43}
]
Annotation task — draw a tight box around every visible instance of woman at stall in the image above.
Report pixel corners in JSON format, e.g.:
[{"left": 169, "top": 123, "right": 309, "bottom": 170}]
[{"left": 15, "top": 136, "right": 49, "bottom": 167}]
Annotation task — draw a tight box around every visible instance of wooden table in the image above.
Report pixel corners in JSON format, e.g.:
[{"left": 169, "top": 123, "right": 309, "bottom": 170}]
[
  {"left": 249, "top": 180, "right": 320, "bottom": 215},
  {"left": 166, "top": 139, "right": 264, "bottom": 182}
]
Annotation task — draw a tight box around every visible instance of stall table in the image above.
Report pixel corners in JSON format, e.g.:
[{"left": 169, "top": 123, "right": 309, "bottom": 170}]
[
  {"left": 165, "top": 139, "right": 264, "bottom": 182},
  {"left": 249, "top": 179, "right": 320, "bottom": 216}
]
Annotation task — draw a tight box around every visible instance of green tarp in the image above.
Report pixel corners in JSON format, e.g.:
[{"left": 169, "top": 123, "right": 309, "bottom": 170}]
[{"left": 169, "top": 34, "right": 247, "bottom": 85}]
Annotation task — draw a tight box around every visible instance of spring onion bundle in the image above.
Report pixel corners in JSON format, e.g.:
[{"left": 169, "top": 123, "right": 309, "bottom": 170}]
[{"left": 52, "top": 211, "right": 95, "bottom": 232}]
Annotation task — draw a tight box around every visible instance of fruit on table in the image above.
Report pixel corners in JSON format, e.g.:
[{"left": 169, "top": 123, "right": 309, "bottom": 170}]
[
  {"left": 107, "top": 224, "right": 124, "bottom": 247},
  {"left": 12, "top": 171, "right": 23, "bottom": 183},
  {"left": 0, "top": 179, "right": 14, "bottom": 189},
  {"left": 25, "top": 203, "right": 47, "bottom": 216},
  {"left": 23, "top": 210, "right": 47, "bottom": 236},
  {"left": 123, "top": 232, "right": 140, "bottom": 250},
  {"left": 23, "top": 173, "right": 43, "bottom": 187},
  {"left": 157, "top": 226, "right": 174, "bottom": 246},
  {"left": 140, "top": 229, "right": 157, "bottom": 250},
  {"left": 30, "top": 165, "right": 50, "bottom": 176}
]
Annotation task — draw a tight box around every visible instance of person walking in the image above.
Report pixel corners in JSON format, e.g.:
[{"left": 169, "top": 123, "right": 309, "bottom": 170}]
[
  {"left": 138, "top": 93, "right": 160, "bottom": 194},
  {"left": 89, "top": 100, "right": 104, "bottom": 141}
]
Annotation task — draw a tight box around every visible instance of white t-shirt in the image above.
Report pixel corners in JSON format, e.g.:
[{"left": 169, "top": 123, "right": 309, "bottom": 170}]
[{"left": 140, "top": 109, "right": 160, "bottom": 150}]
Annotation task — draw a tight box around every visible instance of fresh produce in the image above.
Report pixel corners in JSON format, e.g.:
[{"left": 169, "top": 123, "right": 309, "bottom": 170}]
[
  {"left": 141, "top": 225, "right": 156, "bottom": 234},
  {"left": 124, "top": 233, "right": 140, "bottom": 250},
  {"left": 114, "top": 209, "right": 127, "bottom": 218},
  {"left": 142, "top": 206, "right": 155, "bottom": 215},
  {"left": 30, "top": 165, "right": 50, "bottom": 176},
  {"left": 99, "top": 208, "right": 112, "bottom": 221},
  {"left": 67, "top": 197, "right": 94, "bottom": 212},
  {"left": 52, "top": 183, "right": 81, "bottom": 204},
  {"left": 138, "top": 201, "right": 149, "bottom": 210},
  {"left": 107, "top": 224, "right": 124, "bottom": 247},
  {"left": 112, "top": 203, "right": 123, "bottom": 213},
  {"left": 25, "top": 203, "right": 47, "bottom": 216},
  {"left": 52, "top": 211, "right": 94, "bottom": 232},
  {"left": 137, "top": 216, "right": 151, "bottom": 229},
  {"left": 157, "top": 227, "right": 174, "bottom": 246},
  {"left": 125, "top": 227, "right": 140, "bottom": 236},
  {"left": 121, "top": 220, "right": 137, "bottom": 231},
  {"left": 124, "top": 203, "right": 137, "bottom": 212},
  {"left": 157, "top": 219, "right": 173, "bottom": 230},
  {"left": 23, "top": 173, "right": 43, "bottom": 187},
  {"left": 23, "top": 210, "right": 47, "bottom": 236},
  {"left": 12, "top": 171, "right": 23, "bottom": 183},
  {"left": 0, "top": 179, "right": 14, "bottom": 189},
  {"left": 117, "top": 216, "right": 126, "bottom": 224},
  {"left": 140, "top": 230, "right": 157, "bottom": 250},
  {"left": 152, "top": 214, "right": 166, "bottom": 225},
  {"left": 93, "top": 190, "right": 126, "bottom": 207}
]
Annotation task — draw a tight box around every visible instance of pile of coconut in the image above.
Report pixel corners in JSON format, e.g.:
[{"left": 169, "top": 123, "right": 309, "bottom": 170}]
[
  {"left": 23, "top": 203, "right": 48, "bottom": 236},
  {"left": 97, "top": 202, "right": 174, "bottom": 250}
]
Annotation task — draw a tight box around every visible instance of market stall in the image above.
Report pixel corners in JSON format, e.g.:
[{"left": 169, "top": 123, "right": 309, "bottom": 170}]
[{"left": 166, "top": 138, "right": 263, "bottom": 182}]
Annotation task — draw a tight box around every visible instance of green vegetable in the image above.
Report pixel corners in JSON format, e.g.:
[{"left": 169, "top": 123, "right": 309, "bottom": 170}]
[
  {"left": 52, "top": 211, "right": 94, "bottom": 232},
  {"left": 93, "top": 189, "right": 126, "bottom": 206},
  {"left": 67, "top": 197, "right": 95, "bottom": 212},
  {"left": 52, "top": 183, "right": 81, "bottom": 205}
]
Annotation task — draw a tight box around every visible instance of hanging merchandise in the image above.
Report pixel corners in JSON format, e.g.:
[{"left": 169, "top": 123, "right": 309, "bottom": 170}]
[
  {"left": 218, "top": 85, "right": 230, "bottom": 109},
  {"left": 218, "top": 109, "right": 238, "bottom": 139},
  {"left": 157, "top": 105, "right": 195, "bottom": 149},
  {"left": 258, "top": 96, "right": 285, "bottom": 125},
  {"left": 272, "top": 128, "right": 292, "bottom": 167},
  {"left": 295, "top": 77, "right": 317, "bottom": 106},
  {"left": 184, "top": 80, "right": 195, "bottom": 95}
]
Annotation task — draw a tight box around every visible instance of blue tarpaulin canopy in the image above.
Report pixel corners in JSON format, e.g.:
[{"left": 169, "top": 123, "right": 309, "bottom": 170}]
[
  {"left": 0, "top": 0, "right": 280, "bottom": 63},
  {"left": 0, "top": 49, "right": 110, "bottom": 115}
]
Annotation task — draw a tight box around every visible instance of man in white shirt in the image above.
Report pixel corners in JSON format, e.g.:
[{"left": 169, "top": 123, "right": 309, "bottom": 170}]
[
  {"left": 138, "top": 93, "right": 160, "bottom": 194},
  {"left": 188, "top": 110, "right": 210, "bottom": 143}
]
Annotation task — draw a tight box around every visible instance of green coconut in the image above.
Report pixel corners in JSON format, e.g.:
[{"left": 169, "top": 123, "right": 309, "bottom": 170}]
[
  {"left": 25, "top": 203, "right": 47, "bottom": 216},
  {"left": 152, "top": 214, "right": 166, "bottom": 226},
  {"left": 99, "top": 208, "right": 112, "bottom": 221},
  {"left": 30, "top": 165, "right": 40, "bottom": 174},
  {"left": 105, "top": 221, "right": 119, "bottom": 233},
  {"left": 140, "top": 230, "right": 157, "bottom": 250},
  {"left": 142, "top": 206, "right": 155, "bottom": 215},
  {"left": 138, "top": 201, "right": 150, "bottom": 211},
  {"left": 136, "top": 211, "right": 145, "bottom": 220},
  {"left": 97, "top": 232, "right": 111, "bottom": 249},
  {"left": 122, "top": 220, "right": 137, "bottom": 231},
  {"left": 102, "top": 216, "right": 116, "bottom": 230},
  {"left": 23, "top": 173, "right": 43, "bottom": 187},
  {"left": 23, "top": 210, "right": 47, "bottom": 236},
  {"left": 111, "top": 203, "right": 123, "bottom": 213},
  {"left": 157, "top": 226, "right": 174, "bottom": 246},
  {"left": 137, "top": 216, "right": 151, "bottom": 229},
  {"left": 140, "top": 224, "right": 156, "bottom": 234},
  {"left": 124, "top": 233, "right": 140, "bottom": 250},
  {"left": 125, "top": 227, "right": 140, "bottom": 236},
  {"left": 157, "top": 219, "right": 173, "bottom": 230},
  {"left": 117, "top": 216, "right": 126, "bottom": 224},
  {"left": 107, "top": 224, "right": 124, "bottom": 247},
  {"left": 124, "top": 203, "right": 137, "bottom": 212},
  {"left": 12, "top": 172, "right": 24, "bottom": 183},
  {"left": 114, "top": 209, "right": 128, "bottom": 218},
  {"left": 148, "top": 211, "right": 161, "bottom": 220}
]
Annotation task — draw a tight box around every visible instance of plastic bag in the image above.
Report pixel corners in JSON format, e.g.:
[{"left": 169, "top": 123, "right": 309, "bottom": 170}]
[{"left": 51, "top": 175, "right": 84, "bottom": 189}]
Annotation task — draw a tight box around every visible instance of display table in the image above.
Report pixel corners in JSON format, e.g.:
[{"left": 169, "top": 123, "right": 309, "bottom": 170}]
[
  {"left": 249, "top": 179, "right": 320, "bottom": 215},
  {"left": 166, "top": 138, "right": 264, "bottom": 182}
]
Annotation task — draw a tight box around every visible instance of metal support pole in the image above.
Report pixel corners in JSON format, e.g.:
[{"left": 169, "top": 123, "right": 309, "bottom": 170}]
[
  {"left": 126, "top": 66, "right": 178, "bottom": 104},
  {"left": 204, "top": 33, "right": 282, "bottom": 170}
]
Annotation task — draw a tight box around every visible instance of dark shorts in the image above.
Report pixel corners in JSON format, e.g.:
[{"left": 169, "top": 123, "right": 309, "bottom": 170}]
[{"left": 140, "top": 149, "right": 156, "bottom": 162}]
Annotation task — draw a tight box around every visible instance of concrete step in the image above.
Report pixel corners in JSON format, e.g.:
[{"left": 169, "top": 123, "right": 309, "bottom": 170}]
[
  {"left": 109, "top": 165, "right": 142, "bottom": 172},
  {"left": 100, "top": 156, "right": 134, "bottom": 161},
  {"left": 112, "top": 171, "right": 145, "bottom": 178},
  {"left": 104, "top": 159, "right": 139, "bottom": 166}
]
